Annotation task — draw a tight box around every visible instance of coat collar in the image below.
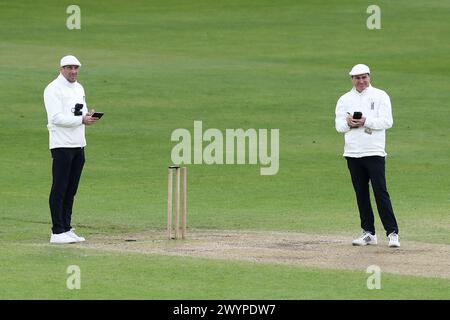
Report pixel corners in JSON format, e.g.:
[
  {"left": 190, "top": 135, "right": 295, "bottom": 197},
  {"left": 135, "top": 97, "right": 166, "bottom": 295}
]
[
  {"left": 352, "top": 84, "right": 372, "bottom": 95},
  {"left": 57, "top": 73, "right": 77, "bottom": 88}
]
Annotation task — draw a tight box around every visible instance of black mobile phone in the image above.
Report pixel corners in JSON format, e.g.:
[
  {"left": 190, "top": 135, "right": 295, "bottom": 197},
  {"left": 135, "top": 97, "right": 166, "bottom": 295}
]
[
  {"left": 91, "top": 112, "right": 104, "bottom": 119},
  {"left": 353, "top": 111, "right": 362, "bottom": 119}
]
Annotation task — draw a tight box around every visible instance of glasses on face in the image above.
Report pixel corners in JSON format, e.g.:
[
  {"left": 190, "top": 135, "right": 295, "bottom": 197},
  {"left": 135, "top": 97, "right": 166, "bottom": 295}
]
[{"left": 353, "top": 75, "right": 368, "bottom": 80}]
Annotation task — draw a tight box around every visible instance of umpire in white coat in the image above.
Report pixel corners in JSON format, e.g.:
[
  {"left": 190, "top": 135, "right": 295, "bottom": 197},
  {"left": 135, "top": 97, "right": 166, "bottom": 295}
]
[
  {"left": 43, "top": 55, "right": 98, "bottom": 244},
  {"left": 335, "top": 64, "right": 400, "bottom": 247}
]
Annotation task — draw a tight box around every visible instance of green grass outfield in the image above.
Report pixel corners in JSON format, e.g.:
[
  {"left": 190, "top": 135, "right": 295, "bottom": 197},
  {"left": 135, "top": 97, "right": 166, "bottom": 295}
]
[
  {"left": 1, "top": 244, "right": 449, "bottom": 299},
  {"left": 0, "top": 0, "right": 449, "bottom": 299}
]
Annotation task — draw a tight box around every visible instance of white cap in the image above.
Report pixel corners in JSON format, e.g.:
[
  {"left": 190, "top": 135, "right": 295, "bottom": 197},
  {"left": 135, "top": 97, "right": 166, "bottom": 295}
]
[
  {"left": 349, "top": 64, "right": 370, "bottom": 76},
  {"left": 60, "top": 55, "right": 82, "bottom": 67}
]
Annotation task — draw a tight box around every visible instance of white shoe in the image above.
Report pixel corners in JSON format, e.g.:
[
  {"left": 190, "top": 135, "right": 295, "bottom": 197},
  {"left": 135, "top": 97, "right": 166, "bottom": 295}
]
[
  {"left": 352, "top": 231, "right": 377, "bottom": 246},
  {"left": 388, "top": 232, "right": 400, "bottom": 247},
  {"left": 66, "top": 229, "right": 86, "bottom": 242},
  {"left": 50, "top": 232, "right": 77, "bottom": 244}
]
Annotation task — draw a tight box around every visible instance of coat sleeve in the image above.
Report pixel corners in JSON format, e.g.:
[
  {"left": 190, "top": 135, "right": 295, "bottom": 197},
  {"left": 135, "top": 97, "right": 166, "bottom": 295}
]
[
  {"left": 335, "top": 97, "right": 351, "bottom": 133},
  {"left": 364, "top": 92, "right": 393, "bottom": 130},
  {"left": 44, "top": 86, "right": 83, "bottom": 127}
]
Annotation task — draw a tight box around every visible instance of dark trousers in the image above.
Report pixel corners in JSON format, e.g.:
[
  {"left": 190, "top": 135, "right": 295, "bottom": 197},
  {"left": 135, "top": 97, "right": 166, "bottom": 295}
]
[
  {"left": 346, "top": 156, "right": 399, "bottom": 236},
  {"left": 49, "top": 148, "right": 85, "bottom": 234}
]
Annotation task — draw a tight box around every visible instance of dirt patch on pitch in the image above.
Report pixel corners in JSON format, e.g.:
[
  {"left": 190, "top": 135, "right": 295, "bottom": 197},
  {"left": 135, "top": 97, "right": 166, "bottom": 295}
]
[{"left": 75, "top": 229, "right": 450, "bottom": 279}]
